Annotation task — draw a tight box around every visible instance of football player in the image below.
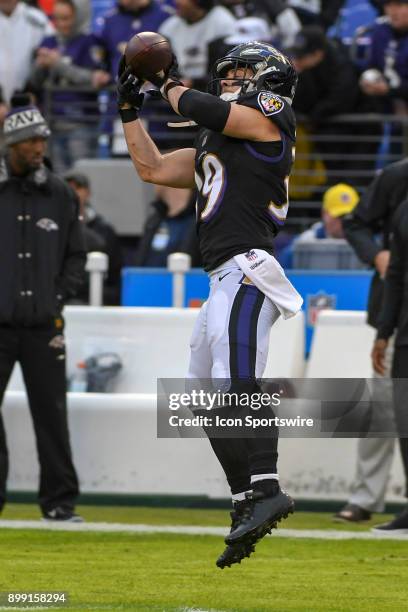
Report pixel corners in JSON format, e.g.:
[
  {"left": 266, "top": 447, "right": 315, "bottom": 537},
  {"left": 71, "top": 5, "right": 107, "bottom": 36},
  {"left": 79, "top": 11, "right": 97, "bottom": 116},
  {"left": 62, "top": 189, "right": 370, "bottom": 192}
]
[{"left": 117, "top": 42, "right": 302, "bottom": 567}]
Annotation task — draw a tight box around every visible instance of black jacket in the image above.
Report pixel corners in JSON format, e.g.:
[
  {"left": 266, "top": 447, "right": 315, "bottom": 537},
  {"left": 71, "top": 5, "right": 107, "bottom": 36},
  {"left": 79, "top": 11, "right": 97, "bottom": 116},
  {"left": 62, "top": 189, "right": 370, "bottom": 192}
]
[
  {"left": 0, "top": 157, "right": 86, "bottom": 326},
  {"left": 135, "top": 198, "right": 198, "bottom": 267},
  {"left": 342, "top": 157, "right": 408, "bottom": 328},
  {"left": 292, "top": 40, "right": 359, "bottom": 121},
  {"left": 377, "top": 200, "right": 408, "bottom": 346}
]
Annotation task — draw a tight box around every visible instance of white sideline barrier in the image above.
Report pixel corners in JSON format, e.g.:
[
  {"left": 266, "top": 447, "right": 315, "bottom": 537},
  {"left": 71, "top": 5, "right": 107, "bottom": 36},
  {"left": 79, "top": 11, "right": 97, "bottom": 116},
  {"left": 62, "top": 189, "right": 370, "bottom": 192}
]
[
  {"left": 3, "top": 393, "right": 227, "bottom": 497},
  {"left": 8, "top": 307, "right": 305, "bottom": 393},
  {"left": 4, "top": 307, "right": 309, "bottom": 498},
  {"left": 306, "top": 310, "right": 376, "bottom": 378},
  {"left": 4, "top": 308, "right": 405, "bottom": 502},
  {"left": 4, "top": 393, "right": 405, "bottom": 501}
]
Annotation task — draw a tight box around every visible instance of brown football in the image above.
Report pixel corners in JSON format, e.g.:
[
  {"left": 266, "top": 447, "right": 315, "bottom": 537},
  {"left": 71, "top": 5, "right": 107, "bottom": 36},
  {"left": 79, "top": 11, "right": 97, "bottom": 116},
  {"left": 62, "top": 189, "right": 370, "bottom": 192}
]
[{"left": 124, "top": 32, "right": 173, "bottom": 81}]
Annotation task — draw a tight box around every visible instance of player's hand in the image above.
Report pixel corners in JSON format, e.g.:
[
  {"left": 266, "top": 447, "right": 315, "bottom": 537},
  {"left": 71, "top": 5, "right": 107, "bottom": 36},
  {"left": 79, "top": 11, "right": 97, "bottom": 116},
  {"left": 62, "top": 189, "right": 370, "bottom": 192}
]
[
  {"left": 374, "top": 250, "right": 390, "bottom": 279},
  {"left": 116, "top": 56, "right": 144, "bottom": 112},
  {"left": 149, "top": 53, "right": 183, "bottom": 89},
  {"left": 371, "top": 338, "right": 388, "bottom": 376}
]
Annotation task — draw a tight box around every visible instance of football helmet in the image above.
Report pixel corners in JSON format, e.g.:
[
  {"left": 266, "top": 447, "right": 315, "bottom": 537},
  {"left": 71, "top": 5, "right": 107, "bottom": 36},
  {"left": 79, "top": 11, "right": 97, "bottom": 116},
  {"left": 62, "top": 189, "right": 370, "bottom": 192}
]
[{"left": 209, "top": 41, "right": 298, "bottom": 103}]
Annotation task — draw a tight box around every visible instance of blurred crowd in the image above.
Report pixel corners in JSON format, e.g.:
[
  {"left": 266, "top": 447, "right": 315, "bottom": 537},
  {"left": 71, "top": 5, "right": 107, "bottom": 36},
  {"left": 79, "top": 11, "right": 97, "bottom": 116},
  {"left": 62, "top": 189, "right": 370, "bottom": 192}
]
[{"left": 1, "top": 0, "right": 408, "bottom": 276}]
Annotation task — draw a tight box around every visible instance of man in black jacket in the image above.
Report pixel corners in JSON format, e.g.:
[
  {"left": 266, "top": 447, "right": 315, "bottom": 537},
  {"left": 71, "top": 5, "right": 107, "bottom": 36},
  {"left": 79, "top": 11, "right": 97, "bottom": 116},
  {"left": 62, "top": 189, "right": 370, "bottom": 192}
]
[
  {"left": 64, "top": 172, "right": 123, "bottom": 305},
  {"left": 0, "top": 103, "right": 86, "bottom": 521},
  {"left": 335, "top": 157, "right": 408, "bottom": 523},
  {"left": 371, "top": 199, "right": 408, "bottom": 533}
]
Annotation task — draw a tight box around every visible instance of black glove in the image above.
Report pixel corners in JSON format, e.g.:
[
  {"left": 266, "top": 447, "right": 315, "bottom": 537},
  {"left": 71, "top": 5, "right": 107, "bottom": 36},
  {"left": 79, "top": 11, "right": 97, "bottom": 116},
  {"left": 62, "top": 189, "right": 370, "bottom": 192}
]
[
  {"left": 117, "top": 56, "right": 145, "bottom": 122},
  {"left": 148, "top": 53, "right": 183, "bottom": 93}
]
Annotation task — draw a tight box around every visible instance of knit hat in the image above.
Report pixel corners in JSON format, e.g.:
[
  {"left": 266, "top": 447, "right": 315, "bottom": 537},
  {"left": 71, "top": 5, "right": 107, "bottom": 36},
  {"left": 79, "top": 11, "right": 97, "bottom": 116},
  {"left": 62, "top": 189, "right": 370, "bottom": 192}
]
[
  {"left": 322, "top": 183, "right": 359, "bottom": 218},
  {"left": 3, "top": 105, "right": 51, "bottom": 146}
]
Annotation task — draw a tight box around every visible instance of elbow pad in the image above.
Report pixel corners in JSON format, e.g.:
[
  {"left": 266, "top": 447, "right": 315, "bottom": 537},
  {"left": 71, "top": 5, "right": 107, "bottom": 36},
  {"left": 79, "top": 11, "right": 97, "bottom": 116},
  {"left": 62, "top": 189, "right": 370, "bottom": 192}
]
[{"left": 178, "top": 89, "right": 231, "bottom": 132}]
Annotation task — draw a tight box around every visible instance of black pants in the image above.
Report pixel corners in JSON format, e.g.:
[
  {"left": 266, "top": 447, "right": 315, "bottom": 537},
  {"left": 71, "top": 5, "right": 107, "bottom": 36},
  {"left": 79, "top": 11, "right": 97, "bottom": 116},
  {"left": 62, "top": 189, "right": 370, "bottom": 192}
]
[
  {"left": 392, "top": 346, "right": 408, "bottom": 498},
  {"left": 0, "top": 324, "right": 79, "bottom": 513}
]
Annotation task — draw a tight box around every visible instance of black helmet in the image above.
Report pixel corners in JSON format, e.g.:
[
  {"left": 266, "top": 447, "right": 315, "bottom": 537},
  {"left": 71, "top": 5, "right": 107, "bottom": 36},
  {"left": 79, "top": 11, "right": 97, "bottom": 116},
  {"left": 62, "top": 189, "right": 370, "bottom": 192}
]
[{"left": 209, "top": 41, "right": 298, "bottom": 102}]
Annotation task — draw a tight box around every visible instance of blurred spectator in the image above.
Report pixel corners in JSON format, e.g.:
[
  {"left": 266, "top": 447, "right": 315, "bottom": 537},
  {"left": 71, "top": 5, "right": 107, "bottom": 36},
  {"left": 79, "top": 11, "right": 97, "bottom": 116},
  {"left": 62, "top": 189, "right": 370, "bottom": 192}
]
[
  {"left": 279, "top": 183, "right": 359, "bottom": 268},
  {"left": 0, "top": 0, "right": 54, "bottom": 103},
  {"left": 287, "top": 25, "right": 361, "bottom": 181},
  {"left": 359, "top": 0, "right": 408, "bottom": 114},
  {"left": 287, "top": 0, "right": 344, "bottom": 30},
  {"left": 289, "top": 25, "right": 359, "bottom": 121},
  {"left": 208, "top": 16, "right": 272, "bottom": 75},
  {"left": 334, "top": 156, "right": 408, "bottom": 523},
  {"left": 135, "top": 188, "right": 197, "bottom": 267},
  {"left": 298, "top": 183, "right": 359, "bottom": 239},
  {"left": 329, "top": 0, "right": 378, "bottom": 51},
  {"left": 30, "top": 0, "right": 111, "bottom": 172},
  {"left": 65, "top": 171, "right": 123, "bottom": 304},
  {"left": 219, "top": 0, "right": 301, "bottom": 48},
  {"left": 371, "top": 198, "right": 408, "bottom": 533},
  {"left": 159, "top": 0, "right": 236, "bottom": 90},
  {"left": 95, "top": 0, "right": 173, "bottom": 156},
  {"left": 96, "top": 0, "right": 173, "bottom": 78},
  {"left": 254, "top": 0, "right": 301, "bottom": 46}
]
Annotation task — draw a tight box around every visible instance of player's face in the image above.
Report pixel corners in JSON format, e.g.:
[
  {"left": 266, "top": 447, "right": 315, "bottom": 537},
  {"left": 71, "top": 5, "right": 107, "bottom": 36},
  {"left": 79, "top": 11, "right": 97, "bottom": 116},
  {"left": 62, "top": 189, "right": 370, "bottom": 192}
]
[
  {"left": 9, "top": 137, "right": 47, "bottom": 173},
  {"left": 220, "top": 67, "right": 254, "bottom": 94},
  {"left": 384, "top": 2, "right": 408, "bottom": 30}
]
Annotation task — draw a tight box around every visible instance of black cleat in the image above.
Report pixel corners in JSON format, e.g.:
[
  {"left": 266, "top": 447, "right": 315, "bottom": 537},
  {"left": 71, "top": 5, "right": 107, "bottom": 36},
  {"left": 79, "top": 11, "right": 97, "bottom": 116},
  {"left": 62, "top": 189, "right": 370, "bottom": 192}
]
[
  {"left": 216, "top": 500, "right": 256, "bottom": 569},
  {"left": 216, "top": 540, "right": 255, "bottom": 569},
  {"left": 225, "top": 488, "right": 294, "bottom": 546}
]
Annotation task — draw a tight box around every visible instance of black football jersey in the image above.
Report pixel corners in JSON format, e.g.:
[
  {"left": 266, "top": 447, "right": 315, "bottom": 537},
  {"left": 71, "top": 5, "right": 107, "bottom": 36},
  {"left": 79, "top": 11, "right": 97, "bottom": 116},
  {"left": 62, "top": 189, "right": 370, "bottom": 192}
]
[{"left": 194, "top": 90, "right": 296, "bottom": 272}]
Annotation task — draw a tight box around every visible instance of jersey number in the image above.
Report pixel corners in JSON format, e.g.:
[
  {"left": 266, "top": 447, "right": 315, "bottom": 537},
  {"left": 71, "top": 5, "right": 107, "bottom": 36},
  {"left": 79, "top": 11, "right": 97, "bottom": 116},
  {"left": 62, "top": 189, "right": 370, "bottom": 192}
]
[{"left": 196, "top": 154, "right": 225, "bottom": 221}]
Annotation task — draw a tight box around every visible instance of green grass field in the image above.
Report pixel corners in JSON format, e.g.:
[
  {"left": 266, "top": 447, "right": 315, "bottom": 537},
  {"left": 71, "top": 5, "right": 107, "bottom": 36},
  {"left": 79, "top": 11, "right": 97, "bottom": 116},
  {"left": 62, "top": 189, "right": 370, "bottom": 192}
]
[{"left": 1, "top": 505, "right": 408, "bottom": 612}]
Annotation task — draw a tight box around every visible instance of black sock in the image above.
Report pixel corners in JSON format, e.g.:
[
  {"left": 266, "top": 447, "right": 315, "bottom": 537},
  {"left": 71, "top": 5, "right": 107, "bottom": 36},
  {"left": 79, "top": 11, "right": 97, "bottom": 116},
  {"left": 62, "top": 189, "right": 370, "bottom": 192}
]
[{"left": 252, "top": 479, "right": 280, "bottom": 497}]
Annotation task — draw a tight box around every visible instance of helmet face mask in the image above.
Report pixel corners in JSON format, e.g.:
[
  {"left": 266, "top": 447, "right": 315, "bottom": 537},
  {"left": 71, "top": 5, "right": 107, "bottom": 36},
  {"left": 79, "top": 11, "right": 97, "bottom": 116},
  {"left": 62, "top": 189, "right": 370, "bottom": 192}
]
[{"left": 209, "top": 41, "right": 298, "bottom": 103}]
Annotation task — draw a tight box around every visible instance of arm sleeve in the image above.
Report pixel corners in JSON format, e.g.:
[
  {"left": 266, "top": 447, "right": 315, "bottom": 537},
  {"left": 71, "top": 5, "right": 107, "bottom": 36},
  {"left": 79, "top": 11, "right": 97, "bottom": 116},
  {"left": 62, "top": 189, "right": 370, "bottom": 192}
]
[
  {"left": 56, "top": 196, "right": 87, "bottom": 301},
  {"left": 376, "top": 208, "right": 405, "bottom": 340},
  {"left": 342, "top": 169, "right": 392, "bottom": 265}
]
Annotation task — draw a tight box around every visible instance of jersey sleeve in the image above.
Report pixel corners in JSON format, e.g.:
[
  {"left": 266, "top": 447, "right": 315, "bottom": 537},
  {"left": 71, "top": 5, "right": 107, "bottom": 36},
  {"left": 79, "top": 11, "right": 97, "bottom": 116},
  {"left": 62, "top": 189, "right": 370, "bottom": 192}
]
[{"left": 237, "top": 90, "right": 296, "bottom": 141}]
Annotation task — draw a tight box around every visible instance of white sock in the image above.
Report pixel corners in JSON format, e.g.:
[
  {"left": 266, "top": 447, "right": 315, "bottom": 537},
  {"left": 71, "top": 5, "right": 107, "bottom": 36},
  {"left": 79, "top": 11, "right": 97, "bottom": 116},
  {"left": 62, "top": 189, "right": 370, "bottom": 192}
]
[
  {"left": 232, "top": 490, "right": 252, "bottom": 504},
  {"left": 250, "top": 473, "right": 279, "bottom": 484}
]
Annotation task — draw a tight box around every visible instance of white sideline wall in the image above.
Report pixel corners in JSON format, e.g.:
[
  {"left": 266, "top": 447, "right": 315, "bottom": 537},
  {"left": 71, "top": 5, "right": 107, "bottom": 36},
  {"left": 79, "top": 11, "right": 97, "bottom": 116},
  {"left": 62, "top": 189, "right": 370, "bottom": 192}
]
[
  {"left": 307, "top": 310, "right": 376, "bottom": 378},
  {"left": 8, "top": 307, "right": 305, "bottom": 393},
  {"left": 3, "top": 308, "right": 404, "bottom": 502},
  {"left": 3, "top": 393, "right": 405, "bottom": 502}
]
